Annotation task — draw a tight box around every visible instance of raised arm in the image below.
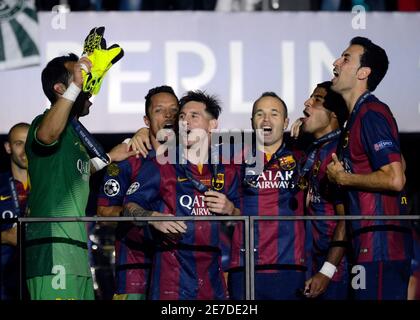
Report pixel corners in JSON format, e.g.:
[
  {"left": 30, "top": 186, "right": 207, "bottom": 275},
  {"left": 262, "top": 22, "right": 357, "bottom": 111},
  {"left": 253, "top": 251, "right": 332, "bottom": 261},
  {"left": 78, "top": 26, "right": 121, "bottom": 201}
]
[{"left": 37, "top": 57, "right": 92, "bottom": 145}]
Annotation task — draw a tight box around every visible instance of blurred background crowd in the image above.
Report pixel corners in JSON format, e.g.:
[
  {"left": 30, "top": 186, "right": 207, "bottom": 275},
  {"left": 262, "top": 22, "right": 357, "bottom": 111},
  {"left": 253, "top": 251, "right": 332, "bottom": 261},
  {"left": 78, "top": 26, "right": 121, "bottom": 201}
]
[{"left": 35, "top": 0, "right": 420, "bottom": 12}]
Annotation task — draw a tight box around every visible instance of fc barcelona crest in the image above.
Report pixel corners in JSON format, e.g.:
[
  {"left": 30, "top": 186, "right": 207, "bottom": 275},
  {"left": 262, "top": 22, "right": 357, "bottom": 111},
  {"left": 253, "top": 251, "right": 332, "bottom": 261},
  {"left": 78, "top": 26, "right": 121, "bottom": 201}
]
[
  {"left": 279, "top": 155, "right": 296, "bottom": 170},
  {"left": 212, "top": 173, "right": 225, "bottom": 191}
]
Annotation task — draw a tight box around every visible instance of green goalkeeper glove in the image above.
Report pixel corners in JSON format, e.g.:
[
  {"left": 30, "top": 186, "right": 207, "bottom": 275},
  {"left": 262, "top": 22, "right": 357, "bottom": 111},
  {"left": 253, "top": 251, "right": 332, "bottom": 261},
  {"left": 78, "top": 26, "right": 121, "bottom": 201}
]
[{"left": 81, "top": 26, "right": 124, "bottom": 95}]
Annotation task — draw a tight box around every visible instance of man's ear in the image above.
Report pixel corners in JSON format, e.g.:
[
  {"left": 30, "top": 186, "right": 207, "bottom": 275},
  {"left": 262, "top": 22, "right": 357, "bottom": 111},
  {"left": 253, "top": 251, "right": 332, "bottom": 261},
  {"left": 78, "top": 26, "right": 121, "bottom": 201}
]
[
  {"left": 53, "top": 82, "right": 67, "bottom": 96},
  {"left": 357, "top": 66, "right": 371, "bottom": 80},
  {"left": 284, "top": 118, "right": 290, "bottom": 130},
  {"left": 4, "top": 141, "right": 11, "bottom": 155},
  {"left": 209, "top": 119, "right": 218, "bottom": 131},
  {"left": 143, "top": 115, "right": 150, "bottom": 127},
  {"left": 330, "top": 112, "right": 340, "bottom": 127}
]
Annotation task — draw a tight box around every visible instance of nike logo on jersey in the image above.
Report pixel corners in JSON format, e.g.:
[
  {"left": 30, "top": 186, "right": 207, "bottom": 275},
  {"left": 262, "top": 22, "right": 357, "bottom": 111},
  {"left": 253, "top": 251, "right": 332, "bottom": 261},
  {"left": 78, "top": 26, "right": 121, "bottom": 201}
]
[
  {"left": 0, "top": 195, "right": 11, "bottom": 201},
  {"left": 177, "top": 177, "right": 188, "bottom": 182}
]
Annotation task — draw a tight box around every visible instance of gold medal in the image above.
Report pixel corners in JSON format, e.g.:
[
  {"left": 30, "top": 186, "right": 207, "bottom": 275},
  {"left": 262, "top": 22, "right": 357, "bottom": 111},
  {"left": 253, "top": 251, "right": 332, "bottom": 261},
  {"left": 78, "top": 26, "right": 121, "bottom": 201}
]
[
  {"left": 298, "top": 176, "right": 308, "bottom": 190},
  {"left": 107, "top": 163, "right": 120, "bottom": 177},
  {"left": 312, "top": 160, "right": 321, "bottom": 177}
]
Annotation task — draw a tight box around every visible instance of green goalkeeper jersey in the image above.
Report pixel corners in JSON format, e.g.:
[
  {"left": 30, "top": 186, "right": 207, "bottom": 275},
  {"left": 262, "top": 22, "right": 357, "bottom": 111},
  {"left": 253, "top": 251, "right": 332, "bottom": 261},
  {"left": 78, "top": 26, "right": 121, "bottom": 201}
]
[{"left": 25, "top": 112, "right": 91, "bottom": 278}]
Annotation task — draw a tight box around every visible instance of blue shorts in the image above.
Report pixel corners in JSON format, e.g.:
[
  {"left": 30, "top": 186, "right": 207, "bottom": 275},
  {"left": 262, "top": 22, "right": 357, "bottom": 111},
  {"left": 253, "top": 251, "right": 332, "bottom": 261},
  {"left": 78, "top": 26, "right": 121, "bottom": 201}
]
[
  {"left": 410, "top": 232, "right": 420, "bottom": 275},
  {"left": 351, "top": 260, "right": 411, "bottom": 300},
  {"left": 228, "top": 269, "right": 306, "bottom": 300},
  {"left": 320, "top": 278, "right": 349, "bottom": 300}
]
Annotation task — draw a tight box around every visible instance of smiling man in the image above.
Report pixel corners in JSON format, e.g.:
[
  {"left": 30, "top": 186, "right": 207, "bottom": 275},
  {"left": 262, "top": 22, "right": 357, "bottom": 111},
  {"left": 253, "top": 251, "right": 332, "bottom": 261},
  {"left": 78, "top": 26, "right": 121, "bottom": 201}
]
[
  {"left": 97, "top": 85, "right": 179, "bottom": 300},
  {"left": 1, "top": 123, "right": 30, "bottom": 300},
  {"left": 327, "top": 37, "right": 412, "bottom": 300},
  {"left": 123, "top": 90, "right": 240, "bottom": 300},
  {"left": 228, "top": 92, "right": 306, "bottom": 300}
]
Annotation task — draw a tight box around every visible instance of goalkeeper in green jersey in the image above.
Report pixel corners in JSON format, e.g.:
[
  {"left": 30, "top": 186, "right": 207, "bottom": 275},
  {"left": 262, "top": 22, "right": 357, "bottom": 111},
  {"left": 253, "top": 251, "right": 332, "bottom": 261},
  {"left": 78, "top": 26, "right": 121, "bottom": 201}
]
[{"left": 25, "top": 27, "right": 134, "bottom": 300}]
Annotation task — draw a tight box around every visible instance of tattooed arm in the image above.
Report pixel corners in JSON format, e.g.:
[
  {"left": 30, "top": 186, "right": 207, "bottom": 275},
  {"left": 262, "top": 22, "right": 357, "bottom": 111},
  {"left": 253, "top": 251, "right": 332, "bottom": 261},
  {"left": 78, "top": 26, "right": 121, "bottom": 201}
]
[{"left": 123, "top": 202, "right": 187, "bottom": 234}]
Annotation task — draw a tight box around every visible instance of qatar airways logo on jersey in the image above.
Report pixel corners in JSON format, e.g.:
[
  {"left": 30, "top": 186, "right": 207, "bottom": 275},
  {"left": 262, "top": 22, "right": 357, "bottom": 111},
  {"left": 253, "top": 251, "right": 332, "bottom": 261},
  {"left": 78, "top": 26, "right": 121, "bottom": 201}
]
[
  {"left": 179, "top": 195, "right": 211, "bottom": 215},
  {"left": 253, "top": 170, "right": 295, "bottom": 189},
  {"left": 76, "top": 159, "right": 90, "bottom": 181}
]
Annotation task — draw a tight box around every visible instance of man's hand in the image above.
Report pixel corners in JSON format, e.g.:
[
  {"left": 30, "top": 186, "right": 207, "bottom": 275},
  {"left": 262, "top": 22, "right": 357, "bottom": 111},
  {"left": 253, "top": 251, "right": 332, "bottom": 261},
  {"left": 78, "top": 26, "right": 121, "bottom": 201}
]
[
  {"left": 128, "top": 127, "right": 151, "bottom": 158},
  {"left": 304, "top": 272, "right": 331, "bottom": 298},
  {"left": 1, "top": 226, "right": 17, "bottom": 246},
  {"left": 149, "top": 212, "right": 187, "bottom": 241},
  {"left": 74, "top": 56, "right": 92, "bottom": 89},
  {"left": 290, "top": 118, "right": 304, "bottom": 139},
  {"left": 204, "top": 190, "right": 236, "bottom": 215},
  {"left": 97, "top": 205, "right": 122, "bottom": 228},
  {"left": 327, "top": 153, "right": 346, "bottom": 185},
  {"left": 123, "top": 202, "right": 186, "bottom": 240},
  {"left": 108, "top": 142, "right": 137, "bottom": 162}
]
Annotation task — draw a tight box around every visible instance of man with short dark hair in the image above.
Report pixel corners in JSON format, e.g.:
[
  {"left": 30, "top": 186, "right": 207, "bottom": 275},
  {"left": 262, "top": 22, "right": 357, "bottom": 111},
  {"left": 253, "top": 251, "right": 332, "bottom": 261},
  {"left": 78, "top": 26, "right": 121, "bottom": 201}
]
[
  {"left": 291, "top": 81, "right": 349, "bottom": 299},
  {"left": 1, "top": 123, "right": 30, "bottom": 300},
  {"left": 25, "top": 51, "right": 132, "bottom": 300},
  {"left": 97, "top": 85, "right": 179, "bottom": 300},
  {"left": 123, "top": 90, "right": 240, "bottom": 300},
  {"left": 327, "top": 37, "right": 412, "bottom": 300},
  {"left": 228, "top": 92, "right": 306, "bottom": 300}
]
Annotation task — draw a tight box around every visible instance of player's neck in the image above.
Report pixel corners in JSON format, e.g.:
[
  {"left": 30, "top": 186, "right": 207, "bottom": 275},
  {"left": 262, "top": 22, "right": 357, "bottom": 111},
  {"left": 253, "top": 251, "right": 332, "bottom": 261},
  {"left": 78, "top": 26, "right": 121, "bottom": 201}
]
[
  {"left": 11, "top": 162, "right": 27, "bottom": 185},
  {"left": 262, "top": 139, "right": 283, "bottom": 155},
  {"left": 343, "top": 86, "right": 369, "bottom": 114},
  {"left": 314, "top": 124, "right": 336, "bottom": 140}
]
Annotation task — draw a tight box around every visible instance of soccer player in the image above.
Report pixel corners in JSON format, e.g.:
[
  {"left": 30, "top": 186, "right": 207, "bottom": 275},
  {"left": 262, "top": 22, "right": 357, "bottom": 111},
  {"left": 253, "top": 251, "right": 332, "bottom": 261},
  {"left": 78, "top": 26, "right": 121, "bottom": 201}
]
[
  {"left": 1, "top": 123, "right": 30, "bottom": 300},
  {"left": 123, "top": 90, "right": 241, "bottom": 300},
  {"left": 97, "top": 85, "right": 179, "bottom": 300},
  {"left": 327, "top": 37, "right": 412, "bottom": 300},
  {"left": 290, "top": 81, "right": 349, "bottom": 299},
  {"left": 228, "top": 92, "right": 306, "bottom": 300},
  {"left": 25, "top": 53, "right": 134, "bottom": 300}
]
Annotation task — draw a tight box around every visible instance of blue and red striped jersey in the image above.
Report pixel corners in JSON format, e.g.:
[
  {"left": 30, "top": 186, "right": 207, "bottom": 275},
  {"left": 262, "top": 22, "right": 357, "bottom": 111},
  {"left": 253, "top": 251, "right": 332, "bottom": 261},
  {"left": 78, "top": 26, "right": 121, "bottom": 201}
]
[
  {"left": 340, "top": 93, "right": 412, "bottom": 263},
  {"left": 303, "top": 134, "right": 348, "bottom": 281},
  {"left": 97, "top": 155, "right": 153, "bottom": 295},
  {"left": 0, "top": 171, "right": 28, "bottom": 229},
  {"left": 230, "top": 144, "right": 306, "bottom": 270},
  {"left": 1, "top": 171, "right": 29, "bottom": 292},
  {"left": 306, "top": 136, "right": 341, "bottom": 255},
  {"left": 125, "top": 153, "right": 240, "bottom": 300}
]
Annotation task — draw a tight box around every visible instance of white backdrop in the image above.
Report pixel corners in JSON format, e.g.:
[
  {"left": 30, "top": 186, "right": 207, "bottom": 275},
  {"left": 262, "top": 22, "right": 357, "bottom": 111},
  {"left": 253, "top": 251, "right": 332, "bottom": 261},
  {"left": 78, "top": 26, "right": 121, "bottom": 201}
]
[{"left": 1, "top": 11, "right": 419, "bottom": 133}]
